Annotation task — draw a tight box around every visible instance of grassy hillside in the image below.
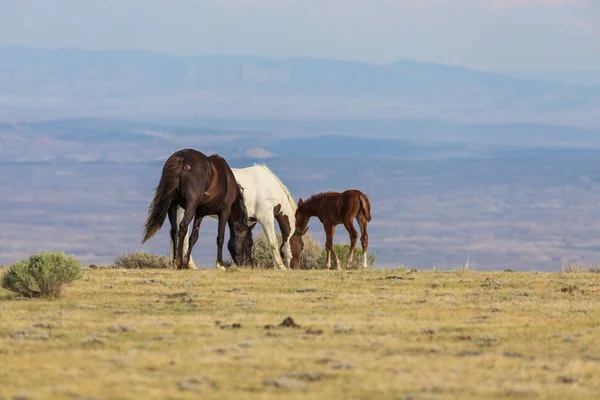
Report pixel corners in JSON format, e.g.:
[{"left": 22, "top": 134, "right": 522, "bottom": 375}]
[{"left": 1, "top": 268, "right": 599, "bottom": 399}]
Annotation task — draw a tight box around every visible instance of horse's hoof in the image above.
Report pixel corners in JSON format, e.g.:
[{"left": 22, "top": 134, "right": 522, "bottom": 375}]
[{"left": 215, "top": 262, "right": 227, "bottom": 271}]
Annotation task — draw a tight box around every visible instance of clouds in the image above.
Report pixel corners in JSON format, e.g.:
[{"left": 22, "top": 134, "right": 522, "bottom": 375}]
[{"left": 0, "top": 0, "right": 598, "bottom": 70}]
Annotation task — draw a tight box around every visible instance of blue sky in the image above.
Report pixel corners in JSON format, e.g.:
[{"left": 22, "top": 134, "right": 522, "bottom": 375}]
[{"left": 1, "top": 0, "right": 598, "bottom": 71}]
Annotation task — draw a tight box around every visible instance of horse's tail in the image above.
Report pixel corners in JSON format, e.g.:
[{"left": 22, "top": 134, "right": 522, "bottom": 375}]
[
  {"left": 141, "top": 153, "right": 184, "bottom": 244},
  {"left": 359, "top": 193, "right": 372, "bottom": 222}
]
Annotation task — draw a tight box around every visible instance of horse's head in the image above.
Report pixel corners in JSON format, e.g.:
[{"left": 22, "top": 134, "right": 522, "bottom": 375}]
[
  {"left": 294, "top": 198, "right": 311, "bottom": 233},
  {"left": 289, "top": 224, "right": 308, "bottom": 270},
  {"left": 228, "top": 221, "right": 255, "bottom": 266}
]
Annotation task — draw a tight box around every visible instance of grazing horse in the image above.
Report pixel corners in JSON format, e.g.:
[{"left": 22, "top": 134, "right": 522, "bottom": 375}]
[
  {"left": 175, "top": 164, "right": 298, "bottom": 270},
  {"left": 291, "top": 189, "right": 372, "bottom": 270},
  {"left": 141, "top": 148, "right": 252, "bottom": 270}
]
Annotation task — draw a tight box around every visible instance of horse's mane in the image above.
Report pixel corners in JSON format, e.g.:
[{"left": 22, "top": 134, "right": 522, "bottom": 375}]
[
  {"left": 235, "top": 183, "right": 250, "bottom": 228},
  {"left": 253, "top": 163, "right": 297, "bottom": 213},
  {"left": 303, "top": 191, "right": 338, "bottom": 204}
]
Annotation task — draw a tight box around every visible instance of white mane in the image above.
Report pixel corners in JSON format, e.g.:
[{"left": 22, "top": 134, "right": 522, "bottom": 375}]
[{"left": 253, "top": 163, "right": 297, "bottom": 213}]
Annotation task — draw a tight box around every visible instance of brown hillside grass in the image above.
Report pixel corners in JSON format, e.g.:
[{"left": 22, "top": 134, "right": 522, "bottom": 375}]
[{"left": 1, "top": 268, "right": 600, "bottom": 399}]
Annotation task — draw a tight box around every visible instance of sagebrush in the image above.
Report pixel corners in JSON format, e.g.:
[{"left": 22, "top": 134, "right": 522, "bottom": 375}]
[
  {"left": 250, "top": 231, "right": 375, "bottom": 269},
  {"left": 250, "top": 231, "right": 324, "bottom": 269},
  {"left": 1, "top": 251, "right": 83, "bottom": 299},
  {"left": 113, "top": 251, "right": 172, "bottom": 269}
]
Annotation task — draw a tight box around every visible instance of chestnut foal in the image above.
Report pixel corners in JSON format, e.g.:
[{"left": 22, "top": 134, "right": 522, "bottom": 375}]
[{"left": 291, "top": 189, "right": 372, "bottom": 270}]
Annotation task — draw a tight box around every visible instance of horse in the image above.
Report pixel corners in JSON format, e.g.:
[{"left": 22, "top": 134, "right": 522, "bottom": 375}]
[
  {"left": 141, "top": 148, "right": 252, "bottom": 270},
  {"left": 290, "top": 189, "right": 372, "bottom": 270},
  {"left": 175, "top": 164, "right": 299, "bottom": 270}
]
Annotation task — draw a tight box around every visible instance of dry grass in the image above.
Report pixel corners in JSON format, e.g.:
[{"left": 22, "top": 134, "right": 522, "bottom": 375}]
[{"left": 1, "top": 268, "right": 600, "bottom": 399}]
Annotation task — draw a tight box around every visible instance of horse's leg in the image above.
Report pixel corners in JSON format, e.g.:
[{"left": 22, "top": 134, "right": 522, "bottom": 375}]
[
  {"left": 357, "top": 212, "right": 369, "bottom": 268},
  {"left": 184, "top": 215, "right": 203, "bottom": 269},
  {"left": 262, "top": 215, "right": 287, "bottom": 270},
  {"left": 324, "top": 223, "right": 340, "bottom": 270},
  {"left": 177, "top": 204, "right": 197, "bottom": 269},
  {"left": 343, "top": 219, "right": 359, "bottom": 269},
  {"left": 173, "top": 206, "right": 198, "bottom": 269},
  {"left": 275, "top": 211, "right": 292, "bottom": 269},
  {"left": 215, "top": 210, "right": 231, "bottom": 271},
  {"left": 168, "top": 204, "right": 179, "bottom": 267}
]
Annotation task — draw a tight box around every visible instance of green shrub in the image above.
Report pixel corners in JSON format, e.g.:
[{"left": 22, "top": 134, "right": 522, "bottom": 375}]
[
  {"left": 322, "top": 243, "right": 376, "bottom": 269},
  {"left": 248, "top": 232, "right": 375, "bottom": 270},
  {"left": 113, "top": 251, "right": 172, "bottom": 269},
  {"left": 299, "top": 234, "right": 325, "bottom": 270},
  {"left": 250, "top": 231, "right": 324, "bottom": 270},
  {"left": 1, "top": 251, "right": 83, "bottom": 299}
]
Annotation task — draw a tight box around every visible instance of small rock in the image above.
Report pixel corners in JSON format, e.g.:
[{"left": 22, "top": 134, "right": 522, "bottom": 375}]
[
  {"left": 296, "top": 288, "right": 317, "bottom": 293},
  {"left": 263, "top": 377, "right": 308, "bottom": 391},
  {"left": 332, "top": 362, "right": 353, "bottom": 370},
  {"left": 557, "top": 375, "right": 578, "bottom": 384},
  {"left": 475, "top": 335, "right": 499, "bottom": 347},
  {"left": 285, "top": 370, "right": 326, "bottom": 381},
  {"left": 153, "top": 335, "right": 176, "bottom": 341},
  {"left": 482, "top": 278, "right": 501, "bottom": 288},
  {"left": 561, "top": 286, "right": 579, "bottom": 295},
  {"left": 103, "top": 284, "right": 113, "bottom": 289},
  {"left": 136, "top": 279, "right": 156, "bottom": 285},
  {"left": 334, "top": 325, "right": 353, "bottom": 334},
  {"left": 10, "top": 329, "right": 48, "bottom": 340},
  {"left": 82, "top": 338, "right": 105, "bottom": 347},
  {"left": 32, "top": 322, "right": 57, "bottom": 329},
  {"left": 456, "top": 350, "right": 481, "bottom": 357},
  {"left": 315, "top": 356, "right": 335, "bottom": 364},
  {"left": 177, "top": 376, "right": 216, "bottom": 392},
  {"left": 279, "top": 317, "right": 300, "bottom": 328},
  {"left": 305, "top": 328, "right": 323, "bottom": 335},
  {"left": 214, "top": 346, "right": 239, "bottom": 354},
  {"left": 108, "top": 325, "right": 137, "bottom": 333}
]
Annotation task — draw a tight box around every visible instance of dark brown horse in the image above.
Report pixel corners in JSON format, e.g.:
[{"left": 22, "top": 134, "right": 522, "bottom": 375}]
[
  {"left": 141, "top": 148, "right": 252, "bottom": 270},
  {"left": 290, "top": 189, "right": 372, "bottom": 270}
]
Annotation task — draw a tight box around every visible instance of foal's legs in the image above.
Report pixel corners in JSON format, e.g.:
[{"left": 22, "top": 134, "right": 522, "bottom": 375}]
[
  {"left": 184, "top": 215, "right": 203, "bottom": 269},
  {"left": 263, "top": 214, "right": 287, "bottom": 270},
  {"left": 215, "top": 210, "right": 231, "bottom": 271},
  {"left": 324, "top": 223, "right": 341, "bottom": 270},
  {"left": 357, "top": 212, "right": 369, "bottom": 268},
  {"left": 343, "top": 219, "right": 359, "bottom": 268}
]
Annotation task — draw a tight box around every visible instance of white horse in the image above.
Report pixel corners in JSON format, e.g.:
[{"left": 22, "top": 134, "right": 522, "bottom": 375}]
[{"left": 171, "top": 164, "right": 297, "bottom": 270}]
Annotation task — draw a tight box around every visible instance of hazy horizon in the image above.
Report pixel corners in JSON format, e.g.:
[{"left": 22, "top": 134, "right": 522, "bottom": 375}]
[{"left": 1, "top": 0, "right": 599, "bottom": 72}]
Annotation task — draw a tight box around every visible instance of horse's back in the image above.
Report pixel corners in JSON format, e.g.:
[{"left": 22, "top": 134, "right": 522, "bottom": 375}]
[{"left": 233, "top": 165, "right": 295, "bottom": 218}]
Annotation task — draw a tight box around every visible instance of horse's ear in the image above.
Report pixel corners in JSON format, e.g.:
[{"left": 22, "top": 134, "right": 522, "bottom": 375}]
[
  {"left": 302, "top": 226, "right": 308, "bottom": 235},
  {"left": 298, "top": 198, "right": 303, "bottom": 206}
]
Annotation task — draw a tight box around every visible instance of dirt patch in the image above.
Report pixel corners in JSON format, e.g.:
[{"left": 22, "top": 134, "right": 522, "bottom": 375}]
[
  {"left": 560, "top": 285, "right": 580, "bottom": 294},
  {"left": 215, "top": 321, "right": 242, "bottom": 329}
]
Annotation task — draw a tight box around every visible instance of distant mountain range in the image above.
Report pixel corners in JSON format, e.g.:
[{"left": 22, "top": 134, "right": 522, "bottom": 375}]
[{"left": 2, "top": 46, "right": 600, "bottom": 119}]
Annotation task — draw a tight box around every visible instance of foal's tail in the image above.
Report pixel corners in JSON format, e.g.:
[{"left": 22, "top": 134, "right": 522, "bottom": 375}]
[
  {"left": 359, "top": 193, "right": 372, "bottom": 222},
  {"left": 141, "top": 153, "right": 184, "bottom": 244}
]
